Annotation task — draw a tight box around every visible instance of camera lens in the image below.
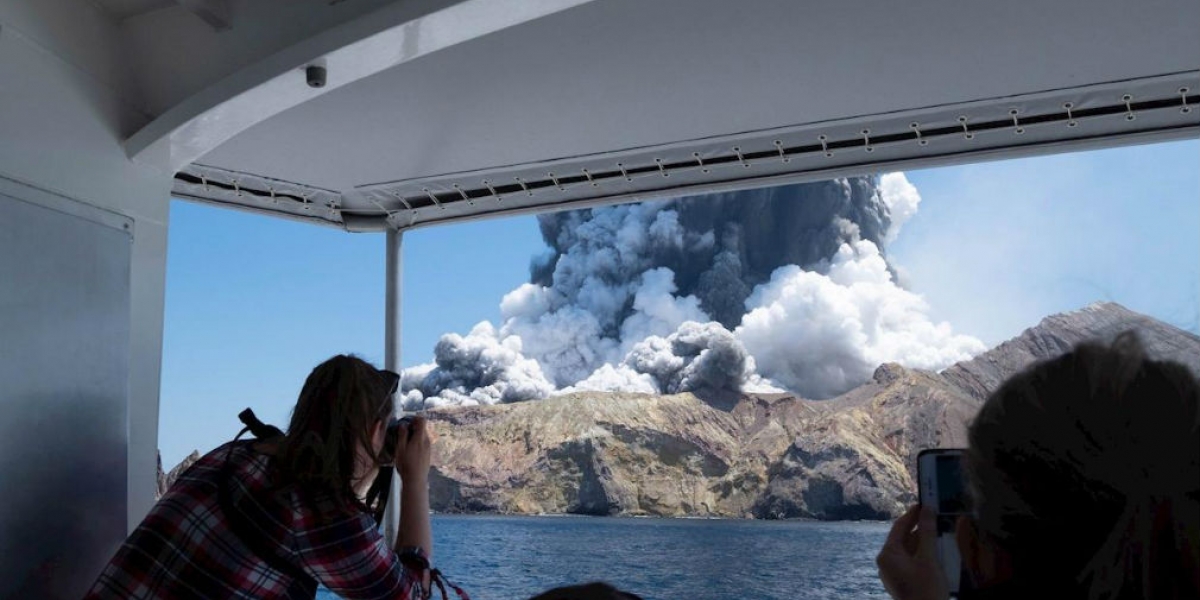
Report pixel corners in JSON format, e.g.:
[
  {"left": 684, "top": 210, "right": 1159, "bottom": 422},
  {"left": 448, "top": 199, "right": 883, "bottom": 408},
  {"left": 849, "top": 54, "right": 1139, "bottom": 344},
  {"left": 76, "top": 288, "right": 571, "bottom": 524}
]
[{"left": 379, "top": 416, "right": 414, "bottom": 465}]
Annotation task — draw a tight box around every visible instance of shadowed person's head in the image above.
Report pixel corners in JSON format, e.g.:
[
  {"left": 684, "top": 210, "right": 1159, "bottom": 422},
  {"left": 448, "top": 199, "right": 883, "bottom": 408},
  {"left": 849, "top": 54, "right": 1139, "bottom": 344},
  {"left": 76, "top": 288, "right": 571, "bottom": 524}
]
[
  {"left": 959, "top": 334, "right": 1200, "bottom": 598},
  {"left": 527, "top": 582, "right": 644, "bottom": 600}
]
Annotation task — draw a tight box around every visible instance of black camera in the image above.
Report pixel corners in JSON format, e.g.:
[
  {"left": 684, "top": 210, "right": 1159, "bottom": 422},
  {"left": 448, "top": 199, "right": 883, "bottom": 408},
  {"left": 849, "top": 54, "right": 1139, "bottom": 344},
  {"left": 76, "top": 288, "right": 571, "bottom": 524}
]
[{"left": 378, "top": 415, "right": 416, "bottom": 465}]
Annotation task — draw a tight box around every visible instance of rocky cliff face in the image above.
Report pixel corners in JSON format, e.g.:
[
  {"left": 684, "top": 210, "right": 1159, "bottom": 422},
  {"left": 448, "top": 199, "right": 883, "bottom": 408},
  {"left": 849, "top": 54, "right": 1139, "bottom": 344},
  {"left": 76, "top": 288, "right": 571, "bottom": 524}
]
[
  {"left": 943, "top": 302, "right": 1200, "bottom": 400},
  {"left": 156, "top": 450, "right": 201, "bottom": 499},
  {"left": 427, "top": 363, "right": 979, "bottom": 520},
  {"left": 426, "top": 303, "right": 1198, "bottom": 520}
]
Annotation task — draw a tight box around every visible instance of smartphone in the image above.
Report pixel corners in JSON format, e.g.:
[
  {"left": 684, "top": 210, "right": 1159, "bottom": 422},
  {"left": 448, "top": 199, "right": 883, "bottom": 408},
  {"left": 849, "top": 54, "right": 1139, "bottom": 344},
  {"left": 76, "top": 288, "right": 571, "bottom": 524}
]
[{"left": 917, "top": 448, "right": 972, "bottom": 597}]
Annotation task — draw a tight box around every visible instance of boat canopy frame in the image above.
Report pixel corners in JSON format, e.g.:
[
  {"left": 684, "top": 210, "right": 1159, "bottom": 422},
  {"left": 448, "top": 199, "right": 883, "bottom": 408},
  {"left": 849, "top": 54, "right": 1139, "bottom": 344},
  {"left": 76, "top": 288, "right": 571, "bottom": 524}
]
[{"left": 173, "top": 73, "right": 1198, "bottom": 232}]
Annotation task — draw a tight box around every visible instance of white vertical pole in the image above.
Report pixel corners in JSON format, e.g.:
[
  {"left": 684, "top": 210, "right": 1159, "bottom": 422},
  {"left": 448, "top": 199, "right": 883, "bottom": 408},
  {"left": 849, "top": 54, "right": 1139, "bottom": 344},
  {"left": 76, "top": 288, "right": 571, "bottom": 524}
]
[{"left": 383, "top": 229, "right": 403, "bottom": 546}]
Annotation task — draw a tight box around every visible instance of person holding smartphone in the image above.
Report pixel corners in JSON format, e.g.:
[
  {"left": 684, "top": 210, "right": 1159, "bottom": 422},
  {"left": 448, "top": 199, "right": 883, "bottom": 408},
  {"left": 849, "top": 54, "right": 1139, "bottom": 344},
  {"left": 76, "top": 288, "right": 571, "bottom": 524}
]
[
  {"left": 877, "top": 334, "right": 1200, "bottom": 600},
  {"left": 86, "top": 355, "right": 434, "bottom": 599}
]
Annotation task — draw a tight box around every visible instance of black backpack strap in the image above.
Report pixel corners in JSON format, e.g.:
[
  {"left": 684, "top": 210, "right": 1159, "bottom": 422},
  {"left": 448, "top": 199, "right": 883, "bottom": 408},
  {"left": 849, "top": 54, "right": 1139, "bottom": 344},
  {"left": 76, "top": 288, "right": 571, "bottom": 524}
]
[{"left": 238, "top": 408, "right": 285, "bottom": 439}]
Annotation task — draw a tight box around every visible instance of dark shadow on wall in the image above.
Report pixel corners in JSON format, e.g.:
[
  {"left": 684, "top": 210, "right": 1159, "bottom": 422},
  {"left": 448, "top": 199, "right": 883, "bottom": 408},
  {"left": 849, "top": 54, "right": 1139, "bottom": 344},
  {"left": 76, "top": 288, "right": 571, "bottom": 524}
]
[{"left": 0, "top": 393, "right": 127, "bottom": 600}]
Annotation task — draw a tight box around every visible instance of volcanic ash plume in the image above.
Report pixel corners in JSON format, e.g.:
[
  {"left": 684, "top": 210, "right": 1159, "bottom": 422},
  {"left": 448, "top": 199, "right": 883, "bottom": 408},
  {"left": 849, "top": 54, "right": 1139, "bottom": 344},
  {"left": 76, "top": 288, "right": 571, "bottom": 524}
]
[
  {"left": 402, "top": 173, "right": 982, "bottom": 408},
  {"left": 737, "top": 229, "right": 983, "bottom": 398}
]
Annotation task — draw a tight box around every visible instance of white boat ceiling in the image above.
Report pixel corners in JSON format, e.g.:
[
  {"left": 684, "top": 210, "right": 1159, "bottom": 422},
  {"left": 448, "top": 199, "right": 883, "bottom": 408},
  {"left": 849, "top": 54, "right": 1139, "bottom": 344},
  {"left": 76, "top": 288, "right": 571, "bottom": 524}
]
[{"left": 118, "top": 0, "right": 1198, "bottom": 231}]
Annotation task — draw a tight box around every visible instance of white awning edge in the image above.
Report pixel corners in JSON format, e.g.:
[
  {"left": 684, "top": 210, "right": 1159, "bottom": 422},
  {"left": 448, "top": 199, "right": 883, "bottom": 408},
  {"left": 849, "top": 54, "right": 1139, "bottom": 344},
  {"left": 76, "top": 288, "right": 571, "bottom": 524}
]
[{"left": 173, "top": 72, "right": 1198, "bottom": 232}]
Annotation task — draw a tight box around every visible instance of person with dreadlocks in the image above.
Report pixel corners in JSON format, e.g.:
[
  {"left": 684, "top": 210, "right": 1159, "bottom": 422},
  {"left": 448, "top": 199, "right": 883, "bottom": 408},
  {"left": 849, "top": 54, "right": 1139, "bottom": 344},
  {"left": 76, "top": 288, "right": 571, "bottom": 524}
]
[{"left": 86, "top": 355, "right": 441, "bottom": 599}]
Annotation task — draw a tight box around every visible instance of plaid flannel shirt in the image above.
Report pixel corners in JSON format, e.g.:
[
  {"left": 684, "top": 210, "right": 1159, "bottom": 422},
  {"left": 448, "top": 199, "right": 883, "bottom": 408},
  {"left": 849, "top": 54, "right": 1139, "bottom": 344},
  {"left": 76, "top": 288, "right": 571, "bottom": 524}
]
[{"left": 85, "top": 441, "right": 421, "bottom": 599}]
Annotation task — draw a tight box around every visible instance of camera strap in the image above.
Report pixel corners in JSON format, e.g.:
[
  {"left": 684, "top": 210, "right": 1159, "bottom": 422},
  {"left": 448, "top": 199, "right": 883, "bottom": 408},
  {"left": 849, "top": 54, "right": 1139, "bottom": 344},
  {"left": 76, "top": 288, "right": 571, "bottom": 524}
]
[
  {"left": 399, "top": 548, "right": 472, "bottom": 600},
  {"left": 363, "top": 464, "right": 393, "bottom": 525}
]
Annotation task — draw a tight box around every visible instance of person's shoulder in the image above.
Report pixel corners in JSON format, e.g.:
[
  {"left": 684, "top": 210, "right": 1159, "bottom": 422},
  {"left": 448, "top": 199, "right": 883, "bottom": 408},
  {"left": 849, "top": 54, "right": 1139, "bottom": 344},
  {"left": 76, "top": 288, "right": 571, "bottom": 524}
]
[
  {"left": 166, "top": 441, "right": 264, "bottom": 488},
  {"left": 195, "top": 440, "right": 256, "bottom": 469}
]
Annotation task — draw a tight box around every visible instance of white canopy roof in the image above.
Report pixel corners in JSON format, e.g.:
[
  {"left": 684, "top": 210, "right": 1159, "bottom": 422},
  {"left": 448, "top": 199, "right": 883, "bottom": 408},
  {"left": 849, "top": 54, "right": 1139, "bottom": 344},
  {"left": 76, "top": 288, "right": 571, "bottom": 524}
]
[{"left": 111, "top": 0, "right": 1197, "bottom": 231}]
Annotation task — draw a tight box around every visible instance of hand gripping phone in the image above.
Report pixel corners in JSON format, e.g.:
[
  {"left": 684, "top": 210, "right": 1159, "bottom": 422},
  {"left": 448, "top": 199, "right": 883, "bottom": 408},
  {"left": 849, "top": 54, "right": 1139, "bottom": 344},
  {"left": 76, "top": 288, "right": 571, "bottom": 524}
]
[{"left": 917, "top": 448, "right": 973, "bottom": 597}]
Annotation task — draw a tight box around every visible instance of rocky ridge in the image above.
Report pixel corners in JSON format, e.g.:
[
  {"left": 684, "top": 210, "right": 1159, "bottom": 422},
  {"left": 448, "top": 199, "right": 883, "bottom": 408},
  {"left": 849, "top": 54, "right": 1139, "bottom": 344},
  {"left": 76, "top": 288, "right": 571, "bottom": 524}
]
[
  {"left": 943, "top": 302, "right": 1199, "bottom": 399},
  {"left": 426, "top": 303, "right": 1199, "bottom": 520},
  {"left": 156, "top": 450, "right": 201, "bottom": 499}
]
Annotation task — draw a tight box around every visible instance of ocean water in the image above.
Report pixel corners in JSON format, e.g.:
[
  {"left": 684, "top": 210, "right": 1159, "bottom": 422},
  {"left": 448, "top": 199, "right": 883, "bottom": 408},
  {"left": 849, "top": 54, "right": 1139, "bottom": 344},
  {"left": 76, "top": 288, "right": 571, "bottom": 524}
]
[{"left": 319, "top": 515, "right": 891, "bottom": 600}]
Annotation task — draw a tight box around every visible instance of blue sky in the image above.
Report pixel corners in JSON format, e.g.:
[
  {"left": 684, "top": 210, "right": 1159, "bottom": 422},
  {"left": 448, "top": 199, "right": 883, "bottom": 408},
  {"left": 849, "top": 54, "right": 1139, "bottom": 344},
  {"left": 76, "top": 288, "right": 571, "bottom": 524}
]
[{"left": 158, "top": 139, "right": 1199, "bottom": 467}]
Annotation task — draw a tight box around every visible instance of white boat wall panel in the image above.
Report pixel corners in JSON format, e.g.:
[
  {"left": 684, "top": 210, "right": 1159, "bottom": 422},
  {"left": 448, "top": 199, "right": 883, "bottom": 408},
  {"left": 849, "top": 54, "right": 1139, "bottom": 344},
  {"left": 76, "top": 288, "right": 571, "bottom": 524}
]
[
  {"left": 0, "top": 2, "right": 173, "bottom": 587},
  {"left": 0, "top": 185, "right": 131, "bottom": 599}
]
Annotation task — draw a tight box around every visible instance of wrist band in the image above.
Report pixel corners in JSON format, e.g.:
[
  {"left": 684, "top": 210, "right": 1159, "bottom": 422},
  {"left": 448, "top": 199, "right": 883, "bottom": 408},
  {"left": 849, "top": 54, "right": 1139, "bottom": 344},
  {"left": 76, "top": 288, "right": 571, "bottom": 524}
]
[{"left": 398, "top": 546, "right": 429, "bottom": 570}]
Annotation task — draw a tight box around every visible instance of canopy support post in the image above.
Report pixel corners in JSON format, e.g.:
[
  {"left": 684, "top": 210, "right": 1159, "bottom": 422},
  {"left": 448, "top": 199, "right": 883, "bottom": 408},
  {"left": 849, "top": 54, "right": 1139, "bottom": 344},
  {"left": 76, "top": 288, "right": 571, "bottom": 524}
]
[{"left": 382, "top": 229, "right": 404, "bottom": 546}]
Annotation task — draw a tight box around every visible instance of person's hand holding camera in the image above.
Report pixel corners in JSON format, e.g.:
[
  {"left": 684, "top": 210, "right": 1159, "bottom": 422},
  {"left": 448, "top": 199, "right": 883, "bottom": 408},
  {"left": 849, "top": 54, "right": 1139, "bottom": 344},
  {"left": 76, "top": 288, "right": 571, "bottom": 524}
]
[
  {"left": 877, "top": 505, "right": 949, "bottom": 600},
  {"left": 391, "top": 416, "right": 431, "bottom": 483},
  {"left": 391, "top": 415, "right": 434, "bottom": 563}
]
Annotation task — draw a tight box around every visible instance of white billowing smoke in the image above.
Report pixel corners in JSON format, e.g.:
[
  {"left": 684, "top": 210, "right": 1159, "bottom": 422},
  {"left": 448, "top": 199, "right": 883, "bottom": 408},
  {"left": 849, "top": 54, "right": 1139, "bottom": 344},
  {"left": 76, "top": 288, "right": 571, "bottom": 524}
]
[
  {"left": 617, "top": 268, "right": 710, "bottom": 351},
  {"left": 878, "top": 172, "right": 920, "bottom": 243},
  {"left": 402, "top": 173, "right": 982, "bottom": 408},
  {"left": 736, "top": 229, "right": 985, "bottom": 398}
]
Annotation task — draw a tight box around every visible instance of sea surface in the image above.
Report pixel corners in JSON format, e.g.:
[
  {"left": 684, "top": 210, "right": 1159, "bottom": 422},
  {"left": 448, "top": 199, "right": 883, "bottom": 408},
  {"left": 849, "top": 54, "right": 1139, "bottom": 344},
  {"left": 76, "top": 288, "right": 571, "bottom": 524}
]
[{"left": 318, "top": 515, "right": 890, "bottom": 600}]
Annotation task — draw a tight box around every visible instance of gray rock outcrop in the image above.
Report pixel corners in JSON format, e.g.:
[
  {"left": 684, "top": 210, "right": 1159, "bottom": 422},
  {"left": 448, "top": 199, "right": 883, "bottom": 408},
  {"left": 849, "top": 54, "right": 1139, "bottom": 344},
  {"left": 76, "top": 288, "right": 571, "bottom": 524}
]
[
  {"left": 943, "top": 302, "right": 1200, "bottom": 400},
  {"left": 156, "top": 450, "right": 201, "bottom": 499},
  {"left": 426, "top": 303, "right": 1198, "bottom": 520},
  {"left": 426, "top": 365, "right": 973, "bottom": 520}
]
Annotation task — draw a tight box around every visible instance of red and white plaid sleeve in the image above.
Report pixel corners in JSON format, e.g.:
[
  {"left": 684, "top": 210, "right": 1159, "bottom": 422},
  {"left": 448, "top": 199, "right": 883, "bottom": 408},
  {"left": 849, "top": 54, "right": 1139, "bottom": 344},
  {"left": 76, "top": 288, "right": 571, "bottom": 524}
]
[{"left": 292, "top": 508, "right": 422, "bottom": 600}]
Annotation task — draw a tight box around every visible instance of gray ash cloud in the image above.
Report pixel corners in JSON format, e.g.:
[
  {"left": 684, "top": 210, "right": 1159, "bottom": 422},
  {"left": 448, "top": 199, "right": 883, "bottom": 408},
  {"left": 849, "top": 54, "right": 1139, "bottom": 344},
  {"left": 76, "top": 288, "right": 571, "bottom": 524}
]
[
  {"left": 403, "top": 174, "right": 982, "bottom": 408},
  {"left": 531, "top": 178, "right": 890, "bottom": 329}
]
